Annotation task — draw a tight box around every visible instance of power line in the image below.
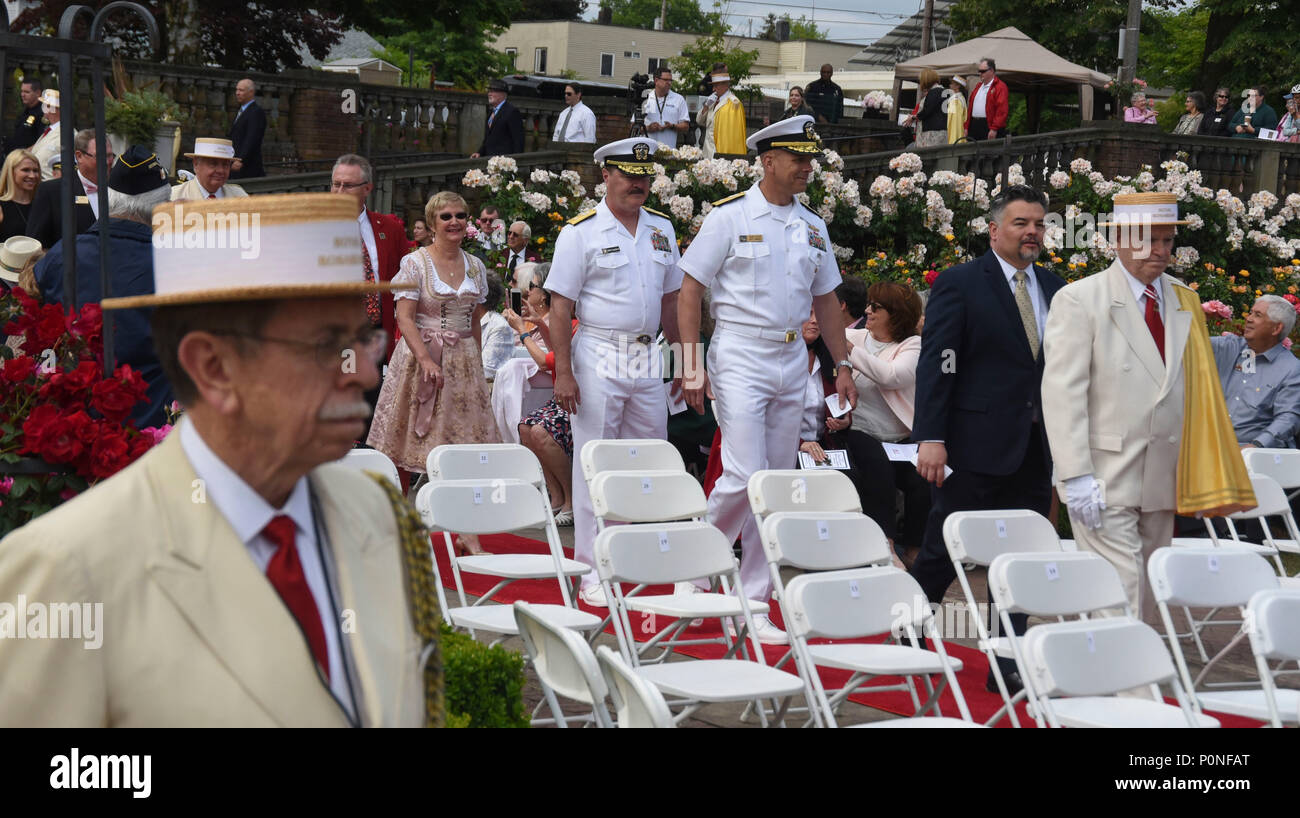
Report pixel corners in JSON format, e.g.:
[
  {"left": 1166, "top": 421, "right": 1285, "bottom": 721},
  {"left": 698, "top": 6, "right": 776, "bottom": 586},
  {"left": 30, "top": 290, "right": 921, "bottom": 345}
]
[{"left": 718, "top": 0, "right": 914, "bottom": 18}]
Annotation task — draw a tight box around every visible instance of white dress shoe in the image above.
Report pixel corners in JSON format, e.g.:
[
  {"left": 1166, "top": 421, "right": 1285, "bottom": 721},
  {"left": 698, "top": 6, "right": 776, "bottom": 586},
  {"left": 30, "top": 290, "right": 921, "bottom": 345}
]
[
  {"left": 579, "top": 584, "right": 608, "bottom": 608},
  {"left": 728, "top": 614, "right": 788, "bottom": 645}
]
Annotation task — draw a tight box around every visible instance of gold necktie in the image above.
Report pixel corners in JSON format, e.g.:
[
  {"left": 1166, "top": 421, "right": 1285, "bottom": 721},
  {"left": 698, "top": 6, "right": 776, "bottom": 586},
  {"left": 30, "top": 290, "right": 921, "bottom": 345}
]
[{"left": 1013, "top": 269, "right": 1040, "bottom": 358}]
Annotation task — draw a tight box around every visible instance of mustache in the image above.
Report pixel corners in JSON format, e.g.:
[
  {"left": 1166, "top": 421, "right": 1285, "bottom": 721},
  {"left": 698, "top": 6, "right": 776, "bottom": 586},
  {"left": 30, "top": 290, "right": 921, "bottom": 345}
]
[{"left": 317, "top": 400, "right": 372, "bottom": 422}]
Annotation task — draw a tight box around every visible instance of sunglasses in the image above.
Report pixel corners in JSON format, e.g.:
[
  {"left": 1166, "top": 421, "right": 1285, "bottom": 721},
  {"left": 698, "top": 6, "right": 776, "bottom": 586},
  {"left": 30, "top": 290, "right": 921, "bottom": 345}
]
[
  {"left": 438, "top": 211, "right": 468, "bottom": 221},
  {"left": 1216, "top": 94, "right": 1228, "bottom": 98},
  {"left": 978, "top": 67, "right": 991, "bottom": 73},
  {"left": 867, "top": 301, "right": 887, "bottom": 311}
]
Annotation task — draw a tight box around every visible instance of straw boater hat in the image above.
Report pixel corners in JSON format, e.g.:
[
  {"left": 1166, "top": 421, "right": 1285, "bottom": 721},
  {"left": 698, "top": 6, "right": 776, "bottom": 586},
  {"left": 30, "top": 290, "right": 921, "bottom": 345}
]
[
  {"left": 101, "top": 193, "right": 415, "bottom": 310},
  {"left": 0, "top": 236, "right": 41, "bottom": 284},
  {"left": 711, "top": 71, "right": 731, "bottom": 84},
  {"left": 184, "top": 138, "right": 237, "bottom": 161},
  {"left": 746, "top": 114, "right": 824, "bottom": 155},
  {"left": 1097, "top": 192, "right": 1189, "bottom": 227},
  {"left": 39, "top": 89, "right": 59, "bottom": 109}
]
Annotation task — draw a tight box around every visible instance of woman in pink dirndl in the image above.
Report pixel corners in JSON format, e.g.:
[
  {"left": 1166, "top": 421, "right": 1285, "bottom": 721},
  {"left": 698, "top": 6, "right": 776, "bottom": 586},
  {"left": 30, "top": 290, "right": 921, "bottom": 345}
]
[{"left": 367, "top": 191, "right": 501, "bottom": 553}]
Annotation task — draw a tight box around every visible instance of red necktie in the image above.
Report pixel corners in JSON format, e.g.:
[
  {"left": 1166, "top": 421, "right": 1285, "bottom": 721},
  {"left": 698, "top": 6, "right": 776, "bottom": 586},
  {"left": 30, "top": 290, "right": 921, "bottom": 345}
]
[
  {"left": 208, "top": 193, "right": 216, "bottom": 199},
  {"left": 1144, "top": 283, "right": 1165, "bottom": 361},
  {"left": 362, "top": 242, "right": 380, "bottom": 326},
  {"left": 262, "top": 515, "right": 330, "bottom": 680}
]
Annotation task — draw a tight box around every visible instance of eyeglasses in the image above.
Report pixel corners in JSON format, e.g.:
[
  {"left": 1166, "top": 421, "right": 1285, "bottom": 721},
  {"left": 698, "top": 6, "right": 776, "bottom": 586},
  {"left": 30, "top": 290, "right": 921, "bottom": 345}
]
[
  {"left": 211, "top": 327, "right": 388, "bottom": 369},
  {"left": 564, "top": 91, "right": 576, "bottom": 96},
  {"left": 330, "top": 180, "right": 369, "bottom": 191},
  {"left": 507, "top": 230, "right": 524, "bottom": 237},
  {"left": 438, "top": 211, "right": 468, "bottom": 221},
  {"left": 867, "top": 301, "right": 887, "bottom": 312},
  {"left": 1216, "top": 94, "right": 1229, "bottom": 99}
]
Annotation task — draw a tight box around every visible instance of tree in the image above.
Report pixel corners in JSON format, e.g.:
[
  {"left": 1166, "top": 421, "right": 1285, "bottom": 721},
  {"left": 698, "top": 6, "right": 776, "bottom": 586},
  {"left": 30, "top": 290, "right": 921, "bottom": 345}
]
[
  {"left": 372, "top": 27, "right": 516, "bottom": 91},
  {"left": 607, "top": 0, "right": 726, "bottom": 35},
  {"left": 12, "top": 0, "right": 344, "bottom": 70},
  {"left": 517, "top": 0, "right": 587, "bottom": 17},
  {"left": 757, "top": 13, "right": 826, "bottom": 41},
  {"left": 670, "top": 31, "right": 760, "bottom": 97}
]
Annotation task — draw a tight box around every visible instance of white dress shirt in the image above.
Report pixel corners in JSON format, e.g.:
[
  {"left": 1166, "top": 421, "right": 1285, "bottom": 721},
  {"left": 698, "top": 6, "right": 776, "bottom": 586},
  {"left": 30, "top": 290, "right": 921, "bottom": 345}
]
[
  {"left": 644, "top": 90, "right": 689, "bottom": 148},
  {"left": 971, "top": 81, "right": 993, "bottom": 118},
  {"left": 679, "top": 184, "right": 841, "bottom": 331},
  {"left": 179, "top": 419, "right": 356, "bottom": 720},
  {"left": 552, "top": 101, "right": 597, "bottom": 143},
  {"left": 357, "top": 208, "right": 379, "bottom": 273},
  {"left": 993, "top": 252, "right": 1047, "bottom": 340},
  {"left": 77, "top": 171, "right": 100, "bottom": 219},
  {"left": 1120, "top": 262, "right": 1162, "bottom": 320},
  {"left": 546, "top": 199, "right": 684, "bottom": 334}
]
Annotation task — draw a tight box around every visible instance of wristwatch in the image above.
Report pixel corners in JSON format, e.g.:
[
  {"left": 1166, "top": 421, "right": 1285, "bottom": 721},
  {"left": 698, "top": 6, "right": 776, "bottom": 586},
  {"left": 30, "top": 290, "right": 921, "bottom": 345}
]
[
  {"left": 834, "top": 359, "right": 852, "bottom": 376},
  {"left": 519, "top": 330, "right": 533, "bottom": 342}
]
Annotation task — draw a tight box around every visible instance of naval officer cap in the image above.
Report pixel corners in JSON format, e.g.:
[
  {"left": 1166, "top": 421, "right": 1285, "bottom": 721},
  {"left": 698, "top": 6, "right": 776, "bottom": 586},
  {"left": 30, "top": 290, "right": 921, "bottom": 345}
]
[
  {"left": 746, "top": 114, "right": 824, "bottom": 155},
  {"left": 593, "top": 137, "right": 660, "bottom": 176},
  {"left": 108, "top": 145, "right": 169, "bottom": 194}
]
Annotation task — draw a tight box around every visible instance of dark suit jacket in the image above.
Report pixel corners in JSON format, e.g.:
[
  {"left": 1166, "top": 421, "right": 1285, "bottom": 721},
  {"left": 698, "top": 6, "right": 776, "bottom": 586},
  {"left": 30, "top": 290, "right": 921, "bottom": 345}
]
[
  {"left": 366, "top": 208, "right": 411, "bottom": 359},
  {"left": 5, "top": 103, "right": 45, "bottom": 154},
  {"left": 228, "top": 100, "right": 267, "bottom": 179},
  {"left": 912, "top": 249, "right": 1066, "bottom": 476},
  {"left": 478, "top": 100, "right": 525, "bottom": 157},
  {"left": 26, "top": 175, "right": 97, "bottom": 248}
]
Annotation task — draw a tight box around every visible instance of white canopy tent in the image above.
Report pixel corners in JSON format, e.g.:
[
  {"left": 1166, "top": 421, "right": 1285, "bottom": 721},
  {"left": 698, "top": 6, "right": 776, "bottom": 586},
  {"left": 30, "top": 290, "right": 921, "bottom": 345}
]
[{"left": 893, "top": 26, "right": 1112, "bottom": 126}]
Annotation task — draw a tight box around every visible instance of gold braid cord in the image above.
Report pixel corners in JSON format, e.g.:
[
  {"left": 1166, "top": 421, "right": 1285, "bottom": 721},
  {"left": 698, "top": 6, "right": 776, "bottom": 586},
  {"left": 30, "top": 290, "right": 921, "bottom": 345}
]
[{"left": 366, "top": 473, "right": 446, "bottom": 727}]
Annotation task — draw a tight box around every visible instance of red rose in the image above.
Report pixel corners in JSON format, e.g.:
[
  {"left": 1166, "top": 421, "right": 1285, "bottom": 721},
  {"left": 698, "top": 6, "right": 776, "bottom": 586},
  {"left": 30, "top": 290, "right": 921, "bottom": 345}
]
[
  {"left": 1, "top": 356, "right": 36, "bottom": 384},
  {"left": 20, "top": 403, "right": 61, "bottom": 454},
  {"left": 925, "top": 268, "right": 941, "bottom": 286},
  {"left": 40, "top": 360, "right": 99, "bottom": 404},
  {"left": 87, "top": 426, "right": 130, "bottom": 479},
  {"left": 30, "top": 305, "right": 68, "bottom": 351},
  {"left": 31, "top": 410, "right": 93, "bottom": 464},
  {"left": 115, "top": 365, "right": 148, "bottom": 404},
  {"left": 90, "top": 379, "right": 138, "bottom": 423}
]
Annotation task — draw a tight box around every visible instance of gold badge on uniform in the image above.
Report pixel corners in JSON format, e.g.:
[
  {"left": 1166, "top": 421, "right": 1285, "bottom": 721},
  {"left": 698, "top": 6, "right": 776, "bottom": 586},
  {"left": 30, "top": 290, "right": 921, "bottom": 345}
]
[
  {"left": 807, "top": 225, "right": 827, "bottom": 252},
  {"left": 25, "top": 115, "right": 36, "bottom": 126},
  {"left": 738, "top": 234, "right": 764, "bottom": 242},
  {"left": 803, "top": 121, "right": 817, "bottom": 141},
  {"left": 633, "top": 142, "right": 650, "bottom": 161},
  {"left": 650, "top": 229, "right": 670, "bottom": 253}
]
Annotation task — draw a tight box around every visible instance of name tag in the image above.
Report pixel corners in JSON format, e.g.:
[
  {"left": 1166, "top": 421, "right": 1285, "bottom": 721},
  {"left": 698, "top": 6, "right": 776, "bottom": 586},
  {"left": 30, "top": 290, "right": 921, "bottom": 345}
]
[
  {"left": 600, "top": 246, "right": 621, "bottom": 255},
  {"left": 738, "top": 234, "right": 764, "bottom": 242},
  {"left": 75, "top": 196, "right": 89, "bottom": 205}
]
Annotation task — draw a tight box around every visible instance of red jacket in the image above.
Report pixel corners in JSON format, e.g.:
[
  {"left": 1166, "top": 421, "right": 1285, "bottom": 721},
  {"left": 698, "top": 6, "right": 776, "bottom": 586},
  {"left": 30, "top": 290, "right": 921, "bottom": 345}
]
[
  {"left": 365, "top": 208, "right": 410, "bottom": 358},
  {"left": 966, "top": 76, "right": 1009, "bottom": 133}
]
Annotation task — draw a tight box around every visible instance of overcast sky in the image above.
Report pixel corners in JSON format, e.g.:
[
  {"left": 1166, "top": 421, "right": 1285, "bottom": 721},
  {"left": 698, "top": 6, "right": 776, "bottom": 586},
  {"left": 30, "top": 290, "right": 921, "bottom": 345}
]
[{"left": 584, "top": 0, "right": 928, "bottom": 45}]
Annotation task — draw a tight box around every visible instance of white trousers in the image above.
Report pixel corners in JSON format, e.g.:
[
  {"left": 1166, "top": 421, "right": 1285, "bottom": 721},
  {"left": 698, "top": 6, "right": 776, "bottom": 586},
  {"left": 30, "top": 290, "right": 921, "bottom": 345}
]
[
  {"left": 1069, "top": 505, "right": 1174, "bottom": 626},
  {"left": 570, "top": 330, "right": 669, "bottom": 588},
  {"left": 706, "top": 329, "right": 808, "bottom": 602}
]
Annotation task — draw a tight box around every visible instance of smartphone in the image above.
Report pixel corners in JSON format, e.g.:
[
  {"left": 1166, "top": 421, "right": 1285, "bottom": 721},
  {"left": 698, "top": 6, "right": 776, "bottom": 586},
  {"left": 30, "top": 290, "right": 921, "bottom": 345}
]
[{"left": 509, "top": 288, "right": 523, "bottom": 314}]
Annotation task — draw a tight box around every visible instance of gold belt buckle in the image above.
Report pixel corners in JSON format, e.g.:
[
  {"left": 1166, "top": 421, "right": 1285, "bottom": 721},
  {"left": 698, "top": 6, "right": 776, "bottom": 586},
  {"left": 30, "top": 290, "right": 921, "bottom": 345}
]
[
  {"left": 635, "top": 334, "right": 653, "bottom": 345},
  {"left": 783, "top": 329, "right": 796, "bottom": 343}
]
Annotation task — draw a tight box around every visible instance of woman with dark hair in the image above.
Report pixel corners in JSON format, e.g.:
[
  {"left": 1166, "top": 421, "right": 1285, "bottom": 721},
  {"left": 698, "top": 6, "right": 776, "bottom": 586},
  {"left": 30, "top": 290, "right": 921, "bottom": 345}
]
[
  {"left": 904, "top": 68, "right": 946, "bottom": 148},
  {"left": 1172, "top": 91, "right": 1206, "bottom": 135},
  {"left": 1199, "top": 88, "right": 1235, "bottom": 137},
  {"left": 835, "top": 280, "right": 931, "bottom": 564}
]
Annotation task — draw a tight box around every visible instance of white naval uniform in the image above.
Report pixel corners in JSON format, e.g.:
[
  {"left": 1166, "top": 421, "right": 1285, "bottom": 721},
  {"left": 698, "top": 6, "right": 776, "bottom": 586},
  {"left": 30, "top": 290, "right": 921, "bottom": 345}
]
[
  {"left": 545, "top": 200, "right": 684, "bottom": 587},
  {"left": 678, "top": 184, "right": 841, "bottom": 602}
]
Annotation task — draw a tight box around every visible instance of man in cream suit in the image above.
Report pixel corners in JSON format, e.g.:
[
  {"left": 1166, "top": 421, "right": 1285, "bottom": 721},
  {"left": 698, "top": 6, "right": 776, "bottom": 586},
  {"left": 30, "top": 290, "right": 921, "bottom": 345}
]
[
  {"left": 0, "top": 193, "right": 438, "bottom": 727},
  {"left": 29, "top": 89, "right": 62, "bottom": 181},
  {"left": 1042, "top": 192, "right": 1194, "bottom": 623},
  {"left": 171, "top": 137, "right": 249, "bottom": 200}
]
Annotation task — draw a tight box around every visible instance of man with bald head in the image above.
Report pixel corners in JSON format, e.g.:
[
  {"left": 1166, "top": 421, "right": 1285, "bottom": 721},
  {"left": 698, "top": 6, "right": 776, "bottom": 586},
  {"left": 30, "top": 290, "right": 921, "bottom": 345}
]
[{"left": 228, "top": 78, "right": 267, "bottom": 179}]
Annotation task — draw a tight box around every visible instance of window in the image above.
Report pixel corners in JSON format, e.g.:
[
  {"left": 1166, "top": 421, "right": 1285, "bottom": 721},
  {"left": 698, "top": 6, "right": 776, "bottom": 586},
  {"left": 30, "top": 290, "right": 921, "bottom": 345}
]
[
  {"left": 648, "top": 57, "right": 666, "bottom": 76},
  {"left": 623, "top": 51, "right": 640, "bottom": 59},
  {"left": 505, "top": 48, "right": 517, "bottom": 68},
  {"left": 534, "top": 47, "right": 547, "bottom": 74},
  {"left": 600, "top": 52, "right": 614, "bottom": 77}
]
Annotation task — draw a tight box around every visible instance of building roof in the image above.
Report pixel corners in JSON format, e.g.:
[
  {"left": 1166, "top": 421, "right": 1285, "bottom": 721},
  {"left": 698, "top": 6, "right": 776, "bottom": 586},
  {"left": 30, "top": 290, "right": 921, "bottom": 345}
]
[{"left": 851, "top": 0, "right": 956, "bottom": 67}]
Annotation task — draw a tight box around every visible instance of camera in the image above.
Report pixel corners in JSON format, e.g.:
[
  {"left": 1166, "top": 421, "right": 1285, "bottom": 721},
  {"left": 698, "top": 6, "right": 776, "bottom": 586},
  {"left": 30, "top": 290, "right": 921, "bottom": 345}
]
[{"left": 626, "top": 72, "right": 653, "bottom": 136}]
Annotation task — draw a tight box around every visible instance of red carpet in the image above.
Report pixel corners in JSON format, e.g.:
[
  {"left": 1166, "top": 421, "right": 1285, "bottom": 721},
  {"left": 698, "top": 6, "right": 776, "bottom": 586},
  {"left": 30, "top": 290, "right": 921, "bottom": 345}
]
[{"left": 439, "top": 532, "right": 1263, "bottom": 727}]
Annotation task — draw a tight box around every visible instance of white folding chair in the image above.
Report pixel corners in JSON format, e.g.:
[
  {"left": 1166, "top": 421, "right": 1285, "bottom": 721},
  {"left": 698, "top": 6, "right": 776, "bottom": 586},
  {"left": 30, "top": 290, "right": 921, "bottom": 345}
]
[
  {"left": 580, "top": 438, "right": 688, "bottom": 483},
  {"left": 589, "top": 469, "right": 765, "bottom": 660},
  {"left": 1206, "top": 473, "right": 1298, "bottom": 575},
  {"left": 594, "top": 520, "right": 804, "bottom": 727},
  {"left": 783, "top": 566, "right": 978, "bottom": 728},
  {"left": 596, "top": 645, "right": 676, "bottom": 728},
  {"left": 1021, "top": 618, "right": 1219, "bottom": 728},
  {"left": 758, "top": 511, "right": 897, "bottom": 724},
  {"left": 416, "top": 480, "right": 600, "bottom": 643},
  {"left": 1148, "top": 546, "right": 1295, "bottom": 724},
  {"left": 1245, "top": 588, "right": 1300, "bottom": 727},
  {"left": 340, "top": 447, "right": 401, "bottom": 489},
  {"left": 943, "top": 510, "right": 1065, "bottom": 727},
  {"left": 428, "top": 443, "right": 577, "bottom": 605},
  {"left": 1242, "top": 447, "right": 1300, "bottom": 503},
  {"left": 512, "top": 601, "right": 612, "bottom": 728},
  {"left": 989, "top": 551, "right": 1220, "bottom": 728},
  {"left": 747, "top": 468, "right": 862, "bottom": 527}
]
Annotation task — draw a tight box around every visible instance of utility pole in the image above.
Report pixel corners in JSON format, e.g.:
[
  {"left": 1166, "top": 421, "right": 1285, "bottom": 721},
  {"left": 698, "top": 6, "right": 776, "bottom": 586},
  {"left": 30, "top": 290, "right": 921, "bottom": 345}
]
[
  {"left": 660, "top": 0, "right": 668, "bottom": 31},
  {"left": 1120, "top": 0, "right": 1140, "bottom": 82},
  {"left": 920, "top": 0, "right": 934, "bottom": 55}
]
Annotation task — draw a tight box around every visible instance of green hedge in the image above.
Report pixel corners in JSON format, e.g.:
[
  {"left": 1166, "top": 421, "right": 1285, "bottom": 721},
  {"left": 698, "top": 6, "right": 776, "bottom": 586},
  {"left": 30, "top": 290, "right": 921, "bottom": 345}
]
[{"left": 442, "top": 625, "right": 529, "bottom": 728}]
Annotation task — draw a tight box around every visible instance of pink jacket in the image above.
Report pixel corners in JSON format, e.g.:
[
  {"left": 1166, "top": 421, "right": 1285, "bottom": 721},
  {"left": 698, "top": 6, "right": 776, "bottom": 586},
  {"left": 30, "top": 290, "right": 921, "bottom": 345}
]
[
  {"left": 1124, "top": 106, "right": 1158, "bottom": 124},
  {"left": 845, "top": 328, "right": 920, "bottom": 431}
]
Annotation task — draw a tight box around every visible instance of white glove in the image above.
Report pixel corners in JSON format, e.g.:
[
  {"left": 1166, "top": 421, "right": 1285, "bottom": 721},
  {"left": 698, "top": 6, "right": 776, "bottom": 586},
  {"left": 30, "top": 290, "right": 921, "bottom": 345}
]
[{"left": 1063, "top": 474, "right": 1105, "bottom": 530}]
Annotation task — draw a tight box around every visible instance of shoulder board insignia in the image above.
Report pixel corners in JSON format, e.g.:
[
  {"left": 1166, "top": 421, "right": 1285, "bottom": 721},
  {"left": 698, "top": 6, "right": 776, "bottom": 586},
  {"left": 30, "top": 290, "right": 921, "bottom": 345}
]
[
  {"left": 567, "top": 209, "right": 597, "bottom": 226},
  {"left": 711, "top": 192, "right": 745, "bottom": 207},
  {"left": 642, "top": 206, "right": 670, "bottom": 220}
]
